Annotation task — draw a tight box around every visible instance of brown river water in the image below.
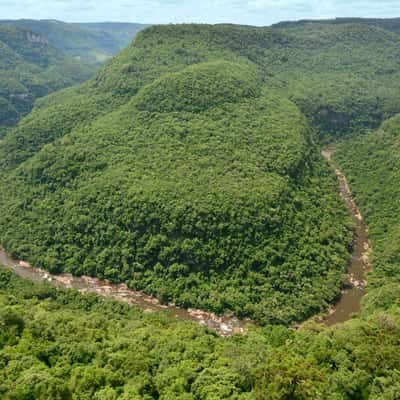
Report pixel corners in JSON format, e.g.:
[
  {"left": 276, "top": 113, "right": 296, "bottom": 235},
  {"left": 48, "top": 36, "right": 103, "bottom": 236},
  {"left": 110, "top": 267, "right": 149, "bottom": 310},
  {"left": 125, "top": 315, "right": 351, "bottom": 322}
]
[
  {"left": 0, "top": 146, "right": 370, "bottom": 333},
  {"left": 0, "top": 249, "right": 249, "bottom": 336},
  {"left": 322, "top": 146, "right": 371, "bottom": 325}
]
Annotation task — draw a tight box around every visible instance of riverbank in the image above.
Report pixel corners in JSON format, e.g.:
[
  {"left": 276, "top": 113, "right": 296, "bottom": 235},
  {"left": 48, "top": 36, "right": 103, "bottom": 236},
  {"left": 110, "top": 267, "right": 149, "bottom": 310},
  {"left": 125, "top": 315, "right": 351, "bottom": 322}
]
[
  {"left": 0, "top": 147, "right": 370, "bottom": 332},
  {"left": 0, "top": 247, "right": 250, "bottom": 336},
  {"left": 321, "top": 146, "right": 372, "bottom": 325}
]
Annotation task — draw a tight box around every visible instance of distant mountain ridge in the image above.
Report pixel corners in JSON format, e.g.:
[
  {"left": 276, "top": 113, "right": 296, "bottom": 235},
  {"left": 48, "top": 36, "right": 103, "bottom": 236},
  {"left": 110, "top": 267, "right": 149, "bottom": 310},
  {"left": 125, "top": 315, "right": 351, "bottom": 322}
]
[
  {"left": 0, "top": 19, "right": 150, "bottom": 64},
  {"left": 0, "top": 25, "right": 94, "bottom": 137},
  {"left": 272, "top": 17, "right": 400, "bottom": 34}
]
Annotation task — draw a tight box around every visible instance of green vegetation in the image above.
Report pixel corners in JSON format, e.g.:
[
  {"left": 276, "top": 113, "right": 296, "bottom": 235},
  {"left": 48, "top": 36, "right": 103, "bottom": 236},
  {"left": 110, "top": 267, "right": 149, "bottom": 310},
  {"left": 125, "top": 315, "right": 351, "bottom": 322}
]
[
  {"left": 2, "top": 19, "right": 400, "bottom": 397},
  {"left": 0, "top": 25, "right": 93, "bottom": 137},
  {"left": 335, "top": 114, "right": 400, "bottom": 314},
  {"left": 4, "top": 21, "right": 400, "bottom": 323},
  {"left": 2, "top": 267, "right": 400, "bottom": 399},
  {"left": 0, "top": 57, "right": 352, "bottom": 325},
  {"left": 273, "top": 17, "right": 400, "bottom": 35},
  {"left": 111, "top": 23, "right": 400, "bottom": 141},
  {"left": 267, "top": 23, "right": 400, "bottom": 140},
  {"left": 0, "top": 19, "right": 149, "bottom": 65},
  {"left": 0, "top": 24, "right": 362, "bottom": 325},
  {"left": 132, "top": 61, "right": 262, "bottom": 113}
]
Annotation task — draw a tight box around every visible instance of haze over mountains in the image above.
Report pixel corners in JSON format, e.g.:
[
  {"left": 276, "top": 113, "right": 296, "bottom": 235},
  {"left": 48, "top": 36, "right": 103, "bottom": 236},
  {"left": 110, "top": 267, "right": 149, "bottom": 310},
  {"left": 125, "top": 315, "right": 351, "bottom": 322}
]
[
  {"left": 1, "top": 15, "right": 400, "bottom": 399},
  {"left": 0, "top": 19, "right": 149, "bottom": 64},
  {"left": 0, "top": 19, "right": 148, "bottom": 136},
  {"left": 0, "top": 25, "right": 93, "bottom": 138}
]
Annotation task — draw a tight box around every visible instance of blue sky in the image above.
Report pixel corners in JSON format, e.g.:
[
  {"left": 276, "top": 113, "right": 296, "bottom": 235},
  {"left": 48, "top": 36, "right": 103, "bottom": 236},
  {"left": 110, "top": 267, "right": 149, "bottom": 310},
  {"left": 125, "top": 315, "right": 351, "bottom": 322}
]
[{"left": 1, "top": 0, "right": 400, "bottom": 25}]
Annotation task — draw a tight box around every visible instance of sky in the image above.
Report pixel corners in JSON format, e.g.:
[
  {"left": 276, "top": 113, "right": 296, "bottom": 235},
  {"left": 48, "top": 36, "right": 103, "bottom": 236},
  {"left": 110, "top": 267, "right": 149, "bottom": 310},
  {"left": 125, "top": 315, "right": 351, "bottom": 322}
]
[{"left": 1, "top": 0, "right": 400, "bottom": 26}]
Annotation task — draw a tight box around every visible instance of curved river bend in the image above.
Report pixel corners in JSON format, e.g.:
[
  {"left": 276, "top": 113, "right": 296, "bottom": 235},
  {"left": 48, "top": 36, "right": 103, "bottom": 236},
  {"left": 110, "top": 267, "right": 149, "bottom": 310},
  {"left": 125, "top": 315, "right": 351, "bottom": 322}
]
[
  {"left": 322, "top": 146, "right": 371, "bottom": 325},
  {"left": 0, "top": 146, "right": 370, "bottom": 333},
  {"left": 0, "top": 249, "right": 249, "bottom": 336}
]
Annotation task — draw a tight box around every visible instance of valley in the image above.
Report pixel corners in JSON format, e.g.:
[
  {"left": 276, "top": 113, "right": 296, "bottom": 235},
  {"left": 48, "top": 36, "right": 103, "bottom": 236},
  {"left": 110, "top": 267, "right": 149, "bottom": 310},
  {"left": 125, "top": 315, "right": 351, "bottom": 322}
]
[
  {"left": 0, "top": 20, "right": 147, "bottom": 137},
  {"left": 2, "top": 16, "right": 400, "bottom": 399},
  {"left": 0, "top": 146, "right": 370, "bottom": 332},
  {"left": 0, "top": 247, "right": 249, "bottom": 336},
  {"left": 0, "top": 25, "right": 94, "bottom": 137},
  {"left": 0, "top": 20, "right": 149, "bottom": 65},
  {"left": 321, "top": 147, "right": 371, "bottom": 325}
]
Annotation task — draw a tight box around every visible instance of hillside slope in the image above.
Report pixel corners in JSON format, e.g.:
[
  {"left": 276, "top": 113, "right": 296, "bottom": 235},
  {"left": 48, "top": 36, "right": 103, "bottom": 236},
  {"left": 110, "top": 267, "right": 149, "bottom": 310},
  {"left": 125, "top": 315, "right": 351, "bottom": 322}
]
[
  {"left": 0, "top": 25, "right": 354, "bottom": 325},
  {"left": 267, "top": 23, "right": 400, "bottom": 140},
  {"left": 0, "top": 19, "right": 149, "bottom": 64},
  {"left": 3, "top": 21, "right": 399, "bottom": 323},
  {"left": 335, "top": 114, "right": 400, "bottom": 315},
  {"left": 1, "top": 266, "right": 400, "bottom": 399},
  {"left": 0, "top": 26, "right": 93, "bottom": 137},
  {"left": 2, "top": 266, "right": 400, "bottom": 399},
  {"left": 98, "top": 23, "right": 400, "bottom": 141},
  {"left": 3, "top": 22, "right": 400, "bottom": 145}
]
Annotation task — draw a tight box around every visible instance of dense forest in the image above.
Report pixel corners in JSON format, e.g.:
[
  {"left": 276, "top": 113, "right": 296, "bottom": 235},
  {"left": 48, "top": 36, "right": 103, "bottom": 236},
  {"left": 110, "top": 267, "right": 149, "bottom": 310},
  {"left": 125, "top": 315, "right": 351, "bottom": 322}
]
[
  {"left": 2, "top": 267, "right": 400, "bottom": 399},
  {"left": 335, "top": 114, "right": 400, "bottom": 315},
  {"left": 0, "top": 20, "right": 149, "bottom": 65},
  {"left": 0, "top": 19, "right": 147, "bottom": 136},
  {"left": 2, "top": 19, "right": 400, "bottom": 398},
  {"left": 3, "top": 21, "right": 400, "bottom": 323},
  {"left": 273, "top": 17, "right": 400, "bottom": 34},
  {"left": 0, "top": 24, "right": 360, "bottom": 325},
  {"left": 0, "top": 25, "right": 94, "bottom": 137}
]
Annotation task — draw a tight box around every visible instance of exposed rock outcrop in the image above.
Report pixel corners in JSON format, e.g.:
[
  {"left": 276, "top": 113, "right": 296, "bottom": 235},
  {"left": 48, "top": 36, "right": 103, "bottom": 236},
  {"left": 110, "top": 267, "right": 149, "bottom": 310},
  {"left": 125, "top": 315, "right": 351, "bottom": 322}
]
[{"left": 26, "top": 31, "right": 49, "bottom": 45}]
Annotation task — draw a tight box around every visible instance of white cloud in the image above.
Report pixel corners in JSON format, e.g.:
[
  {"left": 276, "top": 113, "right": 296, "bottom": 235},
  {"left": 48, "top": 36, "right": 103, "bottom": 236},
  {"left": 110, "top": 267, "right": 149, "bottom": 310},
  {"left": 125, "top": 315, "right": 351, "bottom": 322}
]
[{"left": 0, "top": 0, "right": 399, "bottom": 25}]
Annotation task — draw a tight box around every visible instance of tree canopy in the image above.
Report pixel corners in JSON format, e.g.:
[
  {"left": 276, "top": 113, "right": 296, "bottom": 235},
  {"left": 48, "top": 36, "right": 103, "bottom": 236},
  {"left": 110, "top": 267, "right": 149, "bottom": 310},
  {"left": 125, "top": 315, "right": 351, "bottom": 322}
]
[{"left": 0, "top": 26, "right": 94, "bottom": 137}]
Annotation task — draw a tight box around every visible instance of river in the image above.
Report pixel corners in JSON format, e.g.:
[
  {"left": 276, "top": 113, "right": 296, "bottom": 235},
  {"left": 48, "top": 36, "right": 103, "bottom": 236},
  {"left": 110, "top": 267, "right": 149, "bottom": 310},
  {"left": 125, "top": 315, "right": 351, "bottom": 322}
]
[
  {"left": 0, "top": 247, "right": 249, "bottom": 336},
  {"left": 322, "top": 145, "right": 371, "bottom": 325},
  {"left": 0, "top": 147, "right": 371, "bottom": 332}
]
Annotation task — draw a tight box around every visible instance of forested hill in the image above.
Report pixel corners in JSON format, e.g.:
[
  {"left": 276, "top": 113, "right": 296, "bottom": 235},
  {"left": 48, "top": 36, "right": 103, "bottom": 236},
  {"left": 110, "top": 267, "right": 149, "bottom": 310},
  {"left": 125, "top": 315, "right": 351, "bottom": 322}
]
[
  {"left": 0, "top": 19, "right": 149, "bottom": 65},
  {"left": 2, "top": 21, "right": 400, "bottom": 324},
  {"left": 2, "top": 21, "right": 400, "bottom": 145},
  {"left": 0, "top": 25, "right": 93, "bottom": 138},
  {"left": 0, "top": 24, "right": 355, "bottom": 325},
  {"left": 273, "top": 17, "right": 400, "bottom": 34},
  {"left": 267, "top": 22, "right": 400, "bottom": 140},
  {"left": 4, "top": 20, "right": 400, "bottom": 399},
  {"left": 95, "top": 23, "right": 400, "bottom": 140}
]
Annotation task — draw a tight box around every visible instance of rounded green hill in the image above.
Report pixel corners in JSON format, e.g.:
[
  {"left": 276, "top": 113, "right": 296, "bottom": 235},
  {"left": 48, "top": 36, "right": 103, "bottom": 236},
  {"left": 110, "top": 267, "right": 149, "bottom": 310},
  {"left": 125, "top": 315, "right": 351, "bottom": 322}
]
[{"left": 133, "top": 61, "right": 262, "bottom": 113}]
